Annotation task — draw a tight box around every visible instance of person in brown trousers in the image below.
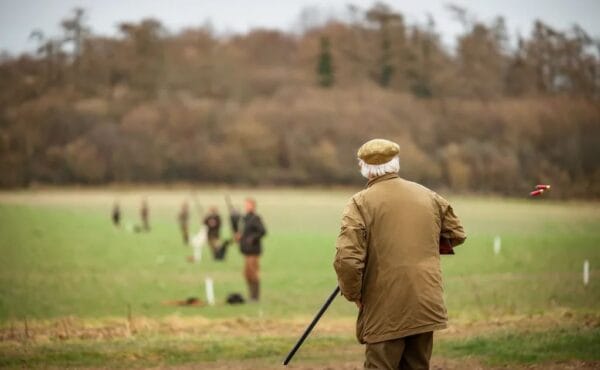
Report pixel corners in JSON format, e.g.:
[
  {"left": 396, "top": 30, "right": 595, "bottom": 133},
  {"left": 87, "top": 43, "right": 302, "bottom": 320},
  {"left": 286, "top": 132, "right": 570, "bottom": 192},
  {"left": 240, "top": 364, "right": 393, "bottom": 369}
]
[
  {"left": 178, "top": 201, "right": 190, "bottom": 245},
  {"left": 140, "top": 198, "right": 150, "bottom": 232},
  {"left": 334, "top": 139, "right": 466, "bottom": 370},
  {"left": 111, "top": 201, "right": 121, "bottom": 227},
  {"left": 236, "top": 198, "right": 267, "bottom": 301}
]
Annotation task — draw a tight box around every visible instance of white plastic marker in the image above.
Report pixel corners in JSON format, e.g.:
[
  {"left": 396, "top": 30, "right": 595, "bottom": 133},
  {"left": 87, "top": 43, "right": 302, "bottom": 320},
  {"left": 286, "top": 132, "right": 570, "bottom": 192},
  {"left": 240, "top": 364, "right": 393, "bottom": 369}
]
[
  {"left": 493, "top": 235, "right": 502, "bottom": 255},
  {"left": 205, "top": 277, "right": 215, "bottom": 305},
  {"left": 583, "top": 260, "right": 590, "bottom": 286}
]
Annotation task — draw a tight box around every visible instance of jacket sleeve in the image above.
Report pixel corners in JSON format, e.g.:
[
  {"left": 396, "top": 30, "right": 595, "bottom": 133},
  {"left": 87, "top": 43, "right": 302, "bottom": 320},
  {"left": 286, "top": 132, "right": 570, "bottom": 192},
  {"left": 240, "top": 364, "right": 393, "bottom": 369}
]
[
  {"left": 435, "top": 194, "right": 467, "bottom": 247},
  {"left": 333, "top": 197, "right": 367, "bottom": 302},
  {"left": 255, "top": 216, "right": 266, "bottom": 238}
]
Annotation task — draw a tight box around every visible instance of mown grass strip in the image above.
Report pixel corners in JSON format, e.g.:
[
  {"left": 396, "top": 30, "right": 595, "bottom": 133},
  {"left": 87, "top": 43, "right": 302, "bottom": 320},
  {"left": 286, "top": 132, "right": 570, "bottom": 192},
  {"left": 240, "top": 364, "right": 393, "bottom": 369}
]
[
  {"left": 0, "top": 335, "right": 358, "bottom": 368},
  {"left": 436, "top": 327, "right": 600, "bottom": 365},
  {"left": 2, "top": 327, "right": 600, "bottom": 368}
]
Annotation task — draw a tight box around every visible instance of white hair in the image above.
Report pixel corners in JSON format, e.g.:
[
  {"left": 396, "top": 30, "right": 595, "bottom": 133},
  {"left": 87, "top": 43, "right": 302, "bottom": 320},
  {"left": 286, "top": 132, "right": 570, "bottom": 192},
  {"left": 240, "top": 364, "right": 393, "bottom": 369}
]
[{"left": 359, "top": 155, "right": 400, "bottom": 179}]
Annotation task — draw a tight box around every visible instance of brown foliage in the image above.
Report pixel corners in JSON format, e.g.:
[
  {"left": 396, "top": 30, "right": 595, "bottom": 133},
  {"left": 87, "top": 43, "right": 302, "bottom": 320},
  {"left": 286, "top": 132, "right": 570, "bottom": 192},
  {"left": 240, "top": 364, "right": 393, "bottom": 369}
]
[{"left": 0, "top": 5, "right": 599, "bottom": 197}]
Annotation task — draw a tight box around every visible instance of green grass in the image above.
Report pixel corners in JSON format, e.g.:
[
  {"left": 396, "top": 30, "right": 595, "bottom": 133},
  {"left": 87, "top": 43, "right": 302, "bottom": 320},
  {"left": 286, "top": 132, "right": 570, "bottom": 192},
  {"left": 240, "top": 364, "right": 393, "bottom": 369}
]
[
  {"left": 0, "top": 334, "right": 359, "bottom": 369},
  {"left": 1, "top": 326, "right": 598, "bottom": 368},
  {"left": 437, "top": 327, "right": 600, "bottom": 365},
  {"left": 0, "top": 188, "right": 599, "bottom": 368}
]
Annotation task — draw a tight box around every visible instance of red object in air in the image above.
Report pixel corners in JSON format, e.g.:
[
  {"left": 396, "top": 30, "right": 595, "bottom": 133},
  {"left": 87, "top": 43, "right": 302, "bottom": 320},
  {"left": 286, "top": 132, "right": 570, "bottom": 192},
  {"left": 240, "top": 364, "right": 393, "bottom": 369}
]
[
  {"left": 535, "top": 184, "right": 551, "bottom": 190},
  {"left": 530, "top": 189, "right": 545, "bottom": 197}
]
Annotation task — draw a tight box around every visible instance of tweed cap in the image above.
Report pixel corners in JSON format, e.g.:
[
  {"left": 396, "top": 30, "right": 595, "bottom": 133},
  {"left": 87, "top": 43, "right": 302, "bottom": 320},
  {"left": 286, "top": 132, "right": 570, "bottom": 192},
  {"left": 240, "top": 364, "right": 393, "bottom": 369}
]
[{"left": 357, "top": 139, "right": 400, "bottom": 165}]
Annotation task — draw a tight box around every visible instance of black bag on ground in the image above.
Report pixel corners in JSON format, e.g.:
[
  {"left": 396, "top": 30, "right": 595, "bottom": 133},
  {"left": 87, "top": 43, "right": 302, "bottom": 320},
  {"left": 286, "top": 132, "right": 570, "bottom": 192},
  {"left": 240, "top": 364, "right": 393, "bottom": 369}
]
[{"left": 226, "top": 293, "right": 245, "bottom": 304}]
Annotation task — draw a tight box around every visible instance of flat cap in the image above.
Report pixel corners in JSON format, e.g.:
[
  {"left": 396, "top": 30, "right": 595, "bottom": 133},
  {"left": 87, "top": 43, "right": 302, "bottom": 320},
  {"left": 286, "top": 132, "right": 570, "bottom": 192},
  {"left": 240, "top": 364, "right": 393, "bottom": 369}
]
[{"left": 357, "top": 139, "right": 400, "bottom": 165}]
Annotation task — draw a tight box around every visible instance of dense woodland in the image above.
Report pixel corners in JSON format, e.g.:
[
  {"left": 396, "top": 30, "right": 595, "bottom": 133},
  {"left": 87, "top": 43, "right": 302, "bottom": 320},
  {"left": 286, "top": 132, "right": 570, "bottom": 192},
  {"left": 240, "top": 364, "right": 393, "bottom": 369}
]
[{"left": 0, "top": 4, "right": 599, "bottom": 197}]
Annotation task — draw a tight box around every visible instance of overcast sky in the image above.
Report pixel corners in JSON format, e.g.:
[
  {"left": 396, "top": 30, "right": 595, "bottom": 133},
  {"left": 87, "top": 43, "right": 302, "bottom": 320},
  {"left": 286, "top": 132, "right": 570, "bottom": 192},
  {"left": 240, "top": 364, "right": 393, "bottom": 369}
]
[{"left": 1, "top": 0, "right": 599, "bottom": 55}]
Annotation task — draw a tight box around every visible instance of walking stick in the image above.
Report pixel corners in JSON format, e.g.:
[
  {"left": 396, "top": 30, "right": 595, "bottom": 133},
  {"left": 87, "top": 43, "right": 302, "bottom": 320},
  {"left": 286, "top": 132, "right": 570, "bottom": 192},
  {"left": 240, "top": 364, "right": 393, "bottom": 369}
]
[
  {"left": 283, "top": 286, "right": 341, "bottom": 366},
  {"left": 224, "top": 195, "right": 241, "bottom": 234}
]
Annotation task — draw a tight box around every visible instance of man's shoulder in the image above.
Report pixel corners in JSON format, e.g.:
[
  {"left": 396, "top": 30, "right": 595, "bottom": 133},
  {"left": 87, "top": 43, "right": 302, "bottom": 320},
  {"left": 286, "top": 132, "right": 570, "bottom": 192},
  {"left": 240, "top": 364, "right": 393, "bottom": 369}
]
[
  {"left": 401, "top": 178, "right": 436, "bottom": 195},
  {"left": 363, "top": 176, "right": 432, "bottom": 192},
  {"left": 400, "top": 179, "right": 450, "bottom": 209},
  {"left": 350, "top": 177, "right": 436, "bottom": 203},
  {"left": 349, "top": 188, "right": 368, "bottom": 204},
  {"left": 365, "top": 177, "right": 438, "bottom": 203}
]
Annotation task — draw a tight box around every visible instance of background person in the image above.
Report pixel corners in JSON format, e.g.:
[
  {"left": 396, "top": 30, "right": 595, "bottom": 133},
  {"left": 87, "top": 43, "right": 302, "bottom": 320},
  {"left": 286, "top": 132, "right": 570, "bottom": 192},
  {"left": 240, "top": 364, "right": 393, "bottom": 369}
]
[
  {"left": 204, "top": 206, "right": 231, "bottom": 260},
  {"left": 178, "top": 201, "right": 190, "bottom": 245},
  {"left": 140, "top": 198, "right": 150, "bottom": 232},
  {"left": 111, "top": 201, "right": 120, "bottom": 227},
  {"left": 236, "top": 198, "right": 267, "bottom": 302},
  {"left": 203, "top": 206, "right": 222, "bottom": 256}
]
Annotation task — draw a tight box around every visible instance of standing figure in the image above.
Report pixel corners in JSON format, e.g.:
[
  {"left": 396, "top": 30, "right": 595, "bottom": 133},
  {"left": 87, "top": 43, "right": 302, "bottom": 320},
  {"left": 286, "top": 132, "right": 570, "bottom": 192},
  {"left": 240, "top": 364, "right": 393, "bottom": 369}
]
[
  {"left": 236, "top": 198, "right": 267, "bottom": 302},
  {"left": 111, "top": 201, "right": 121, "bottom": 227},
  {"left": 178, "top": 201, "right": 190, "bottom": 245},
  {"left": 203, "top": 207, "right": 231, "bottom": 260},
  {"left": 203, "top": 206, "right": 222, "bottom": 257},
  {"left": 334, "top": 139, "right": 466, "bottom": 370},
  {"left": 140, "top": 198, "right": 150, "bottom": 232}
]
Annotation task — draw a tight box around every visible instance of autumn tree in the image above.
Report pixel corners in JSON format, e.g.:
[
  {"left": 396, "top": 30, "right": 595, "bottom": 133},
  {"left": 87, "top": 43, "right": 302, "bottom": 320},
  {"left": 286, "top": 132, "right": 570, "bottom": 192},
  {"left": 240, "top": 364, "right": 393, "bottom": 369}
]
[
  {"left": 118, "top": 19, "right": 166, "bottom": 96},
  {"left": 317, "top": 36, "right": 334, "bottom": 87},
  {"left": 365, "top": 2, "right": 403, "bottom": 87},
  {"left": 450, "top": 5, "right": 509, "bottom": 99}
]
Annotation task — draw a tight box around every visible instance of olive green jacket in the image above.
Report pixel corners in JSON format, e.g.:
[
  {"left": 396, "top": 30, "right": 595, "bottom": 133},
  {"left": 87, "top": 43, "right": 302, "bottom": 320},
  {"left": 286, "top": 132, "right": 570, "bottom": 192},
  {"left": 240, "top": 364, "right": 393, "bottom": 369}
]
[{"left": 333, "top": 173, "right": 466, "bottom": 344}]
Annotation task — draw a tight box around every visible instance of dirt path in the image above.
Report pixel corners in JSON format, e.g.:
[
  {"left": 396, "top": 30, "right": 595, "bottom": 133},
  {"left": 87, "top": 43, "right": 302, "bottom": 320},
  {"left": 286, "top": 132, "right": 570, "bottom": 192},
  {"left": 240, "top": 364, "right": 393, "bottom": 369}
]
[{"left": 2, "top": 309, "right": 596, "bottom": 342}]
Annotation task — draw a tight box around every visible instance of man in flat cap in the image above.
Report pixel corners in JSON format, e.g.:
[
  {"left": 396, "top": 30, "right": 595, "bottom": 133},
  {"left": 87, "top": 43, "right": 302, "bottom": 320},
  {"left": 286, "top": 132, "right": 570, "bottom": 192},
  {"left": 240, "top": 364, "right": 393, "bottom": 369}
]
[{"left": 334, "top": 138, "right": 466, "bottom": 370}]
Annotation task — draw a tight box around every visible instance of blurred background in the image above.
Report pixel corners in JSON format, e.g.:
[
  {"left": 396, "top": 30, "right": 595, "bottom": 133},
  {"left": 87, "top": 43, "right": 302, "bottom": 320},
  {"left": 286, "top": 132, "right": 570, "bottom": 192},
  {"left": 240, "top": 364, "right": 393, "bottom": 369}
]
[{"left": 0, "top": 0, "right": 598, "bottom": 196}]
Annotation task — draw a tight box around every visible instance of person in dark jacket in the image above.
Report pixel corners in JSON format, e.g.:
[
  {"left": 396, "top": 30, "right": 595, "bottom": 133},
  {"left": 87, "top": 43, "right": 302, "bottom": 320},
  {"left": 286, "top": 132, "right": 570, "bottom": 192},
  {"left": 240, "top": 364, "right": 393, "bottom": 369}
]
[
  {"left": 236, "top": 198, "right": 267, "bottom": 301},
  {"left": 204, "top": 206, "right": 231, "bottom": 260},
  {"left": 204, "top": 206, "right": 222, "bottom": 255}
]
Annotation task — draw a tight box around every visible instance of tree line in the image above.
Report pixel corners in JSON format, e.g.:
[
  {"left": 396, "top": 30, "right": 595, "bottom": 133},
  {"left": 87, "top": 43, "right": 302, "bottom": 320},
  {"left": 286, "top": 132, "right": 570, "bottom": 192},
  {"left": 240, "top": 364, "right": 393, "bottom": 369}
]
[{"left": 0, "top": 3, "right": 598, "bottom": 197}]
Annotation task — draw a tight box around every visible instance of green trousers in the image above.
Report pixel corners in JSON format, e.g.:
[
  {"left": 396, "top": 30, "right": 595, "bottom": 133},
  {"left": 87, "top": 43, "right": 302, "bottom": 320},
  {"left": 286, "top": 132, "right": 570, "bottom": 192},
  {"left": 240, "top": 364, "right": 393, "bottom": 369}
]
[{"left": 364, "top": 331, "right": 433, "bottom": 370}]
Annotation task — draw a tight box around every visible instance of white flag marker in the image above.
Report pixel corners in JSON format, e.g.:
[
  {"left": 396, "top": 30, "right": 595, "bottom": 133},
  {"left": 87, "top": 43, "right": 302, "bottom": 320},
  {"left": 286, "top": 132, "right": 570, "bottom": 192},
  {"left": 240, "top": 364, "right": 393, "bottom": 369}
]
[
  {"left": 493, "top": 235, "right": 501, "bottom": 255},
  {"left": 205, "top": 277, "right": 215, "bottom": 305},
  {"left": 583, "top": 260, "right": 590, "bottom": 286}
]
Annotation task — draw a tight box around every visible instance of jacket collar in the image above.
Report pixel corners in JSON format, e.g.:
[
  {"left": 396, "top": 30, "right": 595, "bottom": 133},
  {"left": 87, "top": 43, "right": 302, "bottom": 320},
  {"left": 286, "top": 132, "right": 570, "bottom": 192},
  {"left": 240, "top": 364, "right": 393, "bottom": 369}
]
[{"left": 367, "top": 172, "right": 399, "bottom": 188}]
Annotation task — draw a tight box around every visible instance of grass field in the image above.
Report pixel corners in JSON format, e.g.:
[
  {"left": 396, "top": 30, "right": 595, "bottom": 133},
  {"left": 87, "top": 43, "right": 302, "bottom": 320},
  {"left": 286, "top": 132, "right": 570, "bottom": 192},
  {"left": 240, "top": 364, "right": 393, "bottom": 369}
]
[{"left": 0, "top": 188, "right": 599, "bottom": 369}]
